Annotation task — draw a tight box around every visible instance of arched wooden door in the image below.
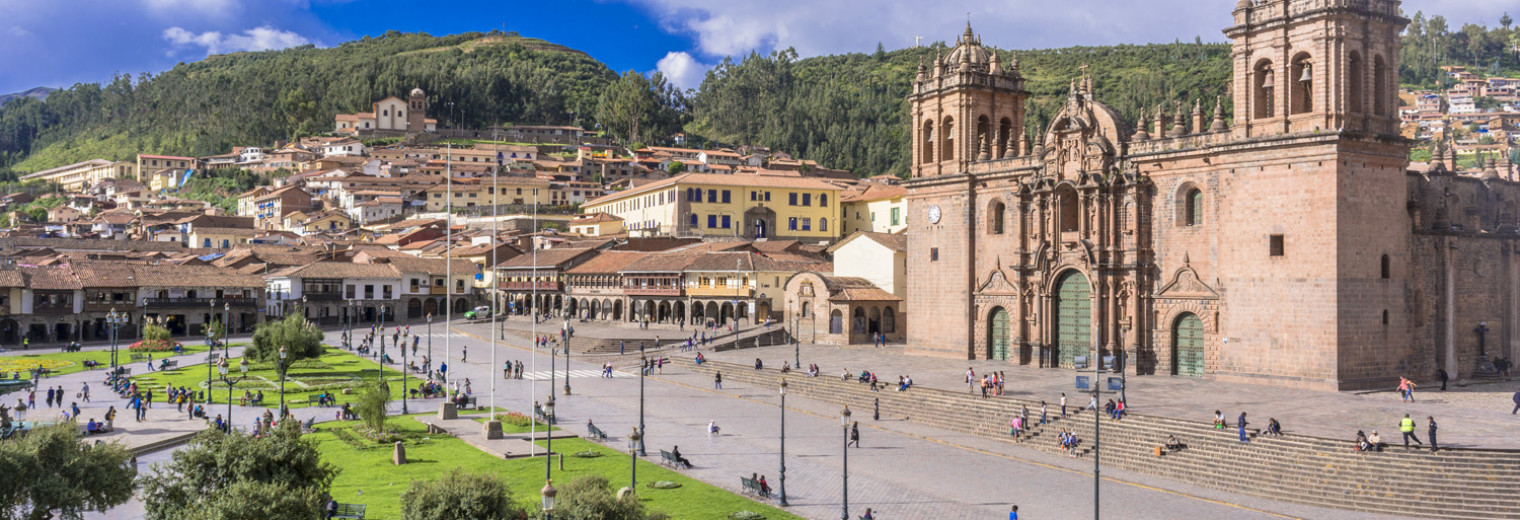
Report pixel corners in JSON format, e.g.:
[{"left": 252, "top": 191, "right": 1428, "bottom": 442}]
[
  {"left": 988, "top": 307, "right": 1009, "bottom": 361},
  {"left": 1052, "top": 271, "right": 1091, "bottom": 368},
  {"left": 1173, "top": 313, "right": 1205, "bottom": 377}
]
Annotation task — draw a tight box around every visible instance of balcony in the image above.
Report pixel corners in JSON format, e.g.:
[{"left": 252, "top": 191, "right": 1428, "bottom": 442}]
[
  {"left": 430, "top": 286, "right": 447, "bottom": 295},
  {"left": 32, "top": 303, "right": 74, "bottom": 315},
  {"left": 83, "top": 301, "right": 132, "bottom": 312},
  {"left": 624, "top": 286, "right": 683, "bottom": 297},
  {"left": 303, "top": 293, "right": 344, "bottom": 302},
  {"left": 144, "top": 297, "right": 259, "bottom": 309},
  {"left": 499, "top": 281, "right": 562, "bottom": 291},
  {"left": 685, "top": 286, "right": 754, "bottom": 298}
]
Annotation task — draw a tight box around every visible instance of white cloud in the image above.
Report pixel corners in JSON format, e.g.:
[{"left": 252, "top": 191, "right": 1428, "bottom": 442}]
[
  {"left": 7, "top": 25, "right": 29, "bottom": 38},
  {"left": 163, "top": 25, "right": 310, "bottom": 55},
  {"left": 655, "top": 51, "right": 709, "bottom": 90},
  {"left": 142, "top": 0, "right": 240, "bottom": 18}
]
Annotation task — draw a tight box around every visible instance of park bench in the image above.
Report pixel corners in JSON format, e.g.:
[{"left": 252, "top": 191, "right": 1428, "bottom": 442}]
[
  {"left": 457, "top": 396, "right": 478, "bottom": 410},
  {"left": 63, "top": 344, "right": 82, "bottom": 353},
  {"left": 160, "top": 360, "right": 179, "bottom": 370},
  {"left": 658, "top": 449, "right": 682, "bottom": 468},
  {"left": 129, "top": 354, "right": 145, "bottom": 363},
  {"left": 331, "top": 503, "right": 366, "bottom": 519},
  {"left": 740, "top": 476, "right": 768, "bottom": 497},
  {"left": 1073, "top": 356, "right": 1089, "bottom": 370},
  {"left": 302, "top": 417, "right": 316, "bottom": 433},
  {"left": 587, "top": 423, "right": 608, "bottom": 440}
]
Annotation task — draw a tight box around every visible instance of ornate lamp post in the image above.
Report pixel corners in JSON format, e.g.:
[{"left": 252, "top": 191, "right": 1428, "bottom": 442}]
[
  {"left": 840, "top": 405, "right": 851, "bottom": 520},
  {"left": 628, "top": 427, "right": 642, "bottom": 491},
  {"left": 778, "top": 379, "right": 790, "bottom": 506},
  {"left": 426, "top": 313, "right": 434, "bottom": 378},
  {"left": 544, "top": 397, "right": 556, "bottom": 479},
  {"left": 540, "top": 480, "right": 557, "bottom": 520},
  {"left": 278, "top": 347, "right": 288, "bottom": 417},
  {"left": 401, "top": 328, "right": 409, "bottom": 414},
  {"left": 562, "top": 317, "right": 571, "bottom": 395},
  {"left": 106, "top": 309, "right": 124, "bottom": 370},
  {"left": 218, "top": 357, "right": 250, "bottom": 433},
  {"left": 377, "top": 305, "right": 388, "bottom": 384},
  {"left": 222, "top": 302, "right": 231, "bottom": 359},
  {"left": 637, "top": 343, "right": 647, "bottom": 456}
]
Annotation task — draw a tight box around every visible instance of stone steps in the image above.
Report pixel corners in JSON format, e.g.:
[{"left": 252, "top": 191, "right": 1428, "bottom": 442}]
[{"left": 677, "top": 359, "right": 1520, "bottom": 518}]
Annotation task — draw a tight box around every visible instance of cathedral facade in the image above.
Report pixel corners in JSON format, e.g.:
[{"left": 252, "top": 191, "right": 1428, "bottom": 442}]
[{"left": 905, "top": 0, "right": 1520, "bottom": 390}]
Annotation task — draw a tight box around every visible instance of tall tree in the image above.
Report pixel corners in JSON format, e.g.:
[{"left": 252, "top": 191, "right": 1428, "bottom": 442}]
[
  {"left": 0, "top": 421, "right": 137, "bottom": 520},
  {"left": 139, "top": 422, "right": 337, "bottom": 520}
]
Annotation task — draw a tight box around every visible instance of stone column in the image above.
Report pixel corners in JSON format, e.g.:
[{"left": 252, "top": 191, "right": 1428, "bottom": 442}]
[{"left": 1445, "top": 240, "right": 1459, "bottom": 381}]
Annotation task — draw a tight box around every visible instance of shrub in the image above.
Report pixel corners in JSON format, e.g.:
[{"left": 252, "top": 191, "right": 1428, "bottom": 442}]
[
  {"left": 354, "top": 383, "right": 390, "bottom": 433},
  {"left": 246, "top": 314, "right": 323, "bottom": 363},
  {"left": 400, "top": 469, "right": 524, "bottom": 520}
]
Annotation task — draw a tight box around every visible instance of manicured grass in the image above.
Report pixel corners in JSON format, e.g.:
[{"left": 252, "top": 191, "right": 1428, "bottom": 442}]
[
  {"left": 129, "top": 347, "right": 414, "bottom": 409},
  {"left": 310, "top": 416, "right": 801, "bottom": 520},
  {"left": 0, "top": 344, "right": 214, "bottom": 377}
]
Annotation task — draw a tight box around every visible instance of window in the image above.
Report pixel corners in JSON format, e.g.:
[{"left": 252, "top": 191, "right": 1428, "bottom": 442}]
[
  {"left": 788, "top": 217, "right": 798, "bottom": 231},
  {"left": 346, "top": 285, "right": 356, "bottom": 298},
  {"left": 364, "top": 285, "right": 375, "bottom": 298},
  {"left": 1057, "top": 186, "right": 1079, "bottom": 232},
  {"left": 819, "top": 218, "right": 827, "bottom": 232},
  {"left": 801, "top": 218, "right": 811, "bottom": 231},
  {"left": 1270, "top": 234, "right": 1285, "bottom": 256},
  {"left": 765, "top": 192, "right": 771, "bottom": 202},
  {"left": 1254, "top": 60, "right": 1275, "bottom": 119},
  {"left": 989, "top": 201, "right": 1005, "bottom": 234},
  {"left": 750, "top": 192, "right": 757, "bottom": 201},
  {"left": 930, "top": 248, "right": 939, "bottom": 262},
  {"left": 1381, "top": 254, "right": 1391, "bottom": 279},
  {"left": 722, "top": 190, "right": 731, "bottom": 203},
  {"left": 708, "top": 189, "right": 717, "bottom": 203},
  {"left": 690, "top": 214, "right": 699, "bottom": 227},
  {"left": 1382, "top": 310, "right": 1389, "bottom": 325},
  {"left": 722, "top": 215, "right": 731, "bottom": 229},
  {"left": 708, "top": 215, "right": 718, "bottom": 228},
  {"left": 457, "top": 280, "right": 465, "bottom": 291},
  {"left": 382, "top": 285, "right": 392, "bottom": 299},
  {"left": 789, "top": 193, "right": 798, "bottom": 206},
  {"left": 1185, "top": 188, "right": 1203, "bottom": 226},
  {"left": 802, "top": 193, "right": 812, "bottom": 206},
  {"left": 820, "top": 194, "right": 828, "bottom": 207},
  {"left": 891, "top": 207, "right": 901, "bottom": 226}
]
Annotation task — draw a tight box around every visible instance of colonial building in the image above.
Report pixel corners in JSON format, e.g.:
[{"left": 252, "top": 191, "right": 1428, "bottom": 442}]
[{"left": 902, "top": 1, "right": 1508, "bottom": 390}]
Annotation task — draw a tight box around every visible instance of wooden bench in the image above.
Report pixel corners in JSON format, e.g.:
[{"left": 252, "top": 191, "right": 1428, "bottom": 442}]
[
  {"left": 63, "top": 344, "right": 82, "bottom": 353},
  {"left": 160, "top": 360, "right": 179, "bottom": 370},
  {"left": 587, "top": 423, "right": 608, "bottom": 440},
  {"left": 658, "top": 449, "right": 680, "bottom": 468},
  {"left": 128, "top": 354, "right": 145, "bottom": 363},
  {"left": 740, "top": 476, "right": 768, "bottom": 497},
  {"left": 457, "top": 396, "right": 477, "bottom": 410},
  {"left": 331, "top": 503, "right": 366, "bottom": 519}
]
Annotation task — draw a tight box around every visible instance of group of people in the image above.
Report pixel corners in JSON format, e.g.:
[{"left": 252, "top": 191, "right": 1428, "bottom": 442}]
[
  {"left": 502, "top": 360, "right": 525, "bottom": 379},
  {"left": 966, "top": 368, "right": 1008, "bottom": 397},
  {"left": 1356, "top": 414, "right": 1438, "bottom": 452}
]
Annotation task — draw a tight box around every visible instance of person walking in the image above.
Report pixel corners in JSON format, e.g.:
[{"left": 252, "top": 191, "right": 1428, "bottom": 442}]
[
  {"left": 45, "top": 386, "right": 54, "bottom": 408},
  {"left": 1400, "top": 413, "right": 1423, "bottom": 448},
  {"left": 1438, "top": 368, "right": 1449, "bottom": 391},
  {"left": 1238, "top": 412, "right": 1250, "bottom": 443},
  {"left": 1040, "top": 401, "right": 1049, "bottom": 425},
  {"left": 848, "top": 421, "right": 861, "bottom": 448},
  {"left": 1513, "top": 388, "right": 1520, "bottom": 415},
  {"left": 462, "top": 346, "right": 468, "bottom": 363},
  {"left": 873, "top": 397, "right": 880, "bottom": 421},
  {"left": 714, "top": 372, "right": 723, "bottom": 390},
  {"left": 1009, "top": 505, "right": 1019, "bottom": 520},
  {"left": 1060, "top": 392, "right": 1068, "bottom": 417},
  {"left": 1427, "top": 416, "right": 1439, "bottom": 453},
  {"left": 80, "top": 383, "right": 89, "bottom": 403},
  {"left": 1398, "top": 376, "right": 1417, "bottom": 403},
  {"left": 965, "top": 368, "right": 975, "bottom": 393}
]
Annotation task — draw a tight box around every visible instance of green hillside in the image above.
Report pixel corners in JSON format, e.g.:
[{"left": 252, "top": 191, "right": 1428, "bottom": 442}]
[{"left": 0, "top": 30, "right": 618, "bottom": 172}]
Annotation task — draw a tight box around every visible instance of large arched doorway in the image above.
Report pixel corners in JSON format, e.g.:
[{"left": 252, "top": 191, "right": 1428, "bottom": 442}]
[
  {"left": 423, "top": 298, "right": 438, "bottom": 317},
  {"left": 407, "top": 298, "right": 422, "bottom": 319},
  {"left": 1172, "top": 313, "right": 1205, "bottom": 377},
  {"left": 829, "top": 309, "right": 844, "bottom": 334},
  {"left": 612, "top": 300, "right": 623, "bottom": 321},
  {"left": 453, "top": 298, "right": 468, "bottom": 313},
  {"left": 1052, "top": 270, "right": 1091, "bottom": 368},
  {"left": 988, "top": 307, "right": 1009, "bottom": 361}
]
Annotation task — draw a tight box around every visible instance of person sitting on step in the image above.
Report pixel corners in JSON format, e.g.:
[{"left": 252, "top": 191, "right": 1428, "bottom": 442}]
[{"left": 1164, "top": 435, "right": 1184, "bottom": 453}]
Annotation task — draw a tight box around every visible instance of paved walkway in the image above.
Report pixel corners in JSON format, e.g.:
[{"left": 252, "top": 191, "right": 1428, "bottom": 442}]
[{"left": 444, "top": 320, "right": 1402, "bottom": 520}]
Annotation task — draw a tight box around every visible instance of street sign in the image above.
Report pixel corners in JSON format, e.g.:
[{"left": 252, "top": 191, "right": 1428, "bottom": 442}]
[
  {"left": 1075, "top": 376, "right": 1090, "bottom": 390},
  {"left": 1108, "top": 377, "right": 1123, "bottom": 391}
]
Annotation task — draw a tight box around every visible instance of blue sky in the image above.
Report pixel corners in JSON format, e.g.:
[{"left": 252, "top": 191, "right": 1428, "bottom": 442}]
[{"left": 0, "top": 0, "right": 1512, "bottom": 95}]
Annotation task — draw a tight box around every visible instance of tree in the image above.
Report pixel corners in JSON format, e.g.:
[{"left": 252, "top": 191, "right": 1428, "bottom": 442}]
[
  {"left": 550, "top": 475, "right": 653, "bottom": 520},
  {"left": 0, "top": 422, "right": 137, "bottom": 520},
  {"left": 247, "top": 313, "right": 323, "bottom": 362},
  {"left": 1502, "top": 12, "right": 1512, "bottom": 30},
  {"left": 400, "top": 469, "right": 525, "bottom": 520},
  {"left": 139, "top": 422, "right": 336, "bottom": 520},
  {"left": 666, "top": 161, "right": 685, "bottom": 175},
  {"left": 354, "top": 383, "right": 390, "bottom": 432}
]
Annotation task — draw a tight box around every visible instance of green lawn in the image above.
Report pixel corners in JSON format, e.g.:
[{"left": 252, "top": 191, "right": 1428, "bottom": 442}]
[
  {"left": 0, "top": 343, "right": 215, "bottom": 378},
  {"left": 311, "top": 416, "right": 801, "bottom": 520},
  {"left": 129, "top": 347, "right": 415, "bottom": 409}
]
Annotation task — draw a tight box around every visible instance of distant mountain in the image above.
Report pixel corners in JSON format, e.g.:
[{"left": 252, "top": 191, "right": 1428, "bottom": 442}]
[{"left": 0, "top": 87, "right": 56, "bottom": 106}]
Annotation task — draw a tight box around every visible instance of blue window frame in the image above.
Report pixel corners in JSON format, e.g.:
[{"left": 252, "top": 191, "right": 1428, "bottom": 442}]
[
  {"left": 722, "top": 190, "right": 731, "bottom": 203},
  {"left": 788, "top": 217, "right": 798, "bottom": 230},
  {"left": 708, "top": 215, "right": 717, "bottom": 228},
  {"left": 789, "top": 193, "right": 797, "bottom": 206},
  {"left": 708, "top": 189, "right": 717, "bottom": 203},
  {"left": 690, "top": 214, "right": 698, "bottom": 227},
  {"left": 722, "top": 215, "right": 731, "bottom": 228},
  {"left": 820, "top": 194, "right": 828, "bottom": 207},
  {"left": 802, "top": 193, "right": 811, "bottom": 206}
]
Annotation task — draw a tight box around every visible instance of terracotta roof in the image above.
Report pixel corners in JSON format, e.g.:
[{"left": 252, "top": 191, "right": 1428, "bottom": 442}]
[
  {"left": 495, "top": 247, "right": 595, "bottom": 270},
  {"left": 570, "top": 212, "right": 623, "bottom": 225},
  {"left": 828, "top": 231, "right": 907, "bottom": 253},
  {"left": 566, "top": 251, "right": 648, "bottom": 274},
  {"left": 840, "top": 184, "right": 906, "bottom": 202},
  {"left": 368, "top": 255, "right": 475, "bottom": 275},
  {"left": 824, "top": 275, "right": 902, "bottom": 302},
  {"left": 584, "top": 172, "right": 843, "bottom": 206},
  {"left": 128, "top": 263, "right": 266, "bottom": 288},
  {"left": 0, "top": 270, "right": 24, "bottom": 287},
  {"left": 71, "top": 261, "right": 139, "bottom": 288},
  {"left": 280, "top": 261, "right": 400, "bottom": 279},
  {"left": 16, "top": 265, "right": 81, "bottom": 290}
]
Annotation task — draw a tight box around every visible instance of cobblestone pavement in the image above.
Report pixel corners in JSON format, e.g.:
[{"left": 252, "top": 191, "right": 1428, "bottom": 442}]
[{"left": 447, "top": 320, "right": 1404, "bottom": 520}]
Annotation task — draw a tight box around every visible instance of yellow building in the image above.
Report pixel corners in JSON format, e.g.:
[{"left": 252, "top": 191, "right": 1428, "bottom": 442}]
[
  {"left": 581, "top": 172, "right": 843, "bottom": 241},
  {"left": 568, "top": 213, "right": 625, "bottom": 236},
  {"left": 423, "top": 176, "right": 552, "bottom": 212},
  {"left": 840, "top": 184, "right": 907, "bottom": 235},
  {"left": 189, "top": 227, "right": 257, "bottom": 249},
  {"left": 135, "top": 154, "right": 195, "bottom": 184},
  {"left": 20, "top": 159, "right": 137, "bottom": 192}
]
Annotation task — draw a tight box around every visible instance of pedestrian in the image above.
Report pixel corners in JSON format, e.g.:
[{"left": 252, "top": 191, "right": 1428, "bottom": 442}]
[
  {"left": 620, "top": 341, "right": 625, "bottom": 355},
  {"left": 714, "top": 372, "right": 723, "bottom": 390},
  {"left": 27, "top": 390, "right": 34, "bottom": 411},
  {"left": 1040, "top": 401, "right": 1048, "bottom": 425},
  {"left": 1060, "top": 392, "right": 1068, "bottom": 417},
  {"left": 462, "top": 346, "right": 468, "bottom": 363},
  {"left": 873, "top": 397, "right": 880, "bottom": 421},
  {"left": 71, "top": 401, "right": 79, "bottom": 419},
  {"left": 1398, "top": 376, "right": 1417, "bottom": 403},
  {"left": 848, "top": 421, "right": 860, "bottom": 448},
  {"left": 504, "top": 361, "right": 511, "bottom": 379},
  {"left": 46, "top": 386, "right": 54, "bottom": 408},
  {"left": 1438, "top": 368, "right": 1449, "bottom": 391},
  {"left": 966, "top": 367, "right": 975, "bottom": 393},
  {"left": 1010, "top": 505, "right": 1019, "bottom": 520},
  {"left": 1238, "top": 412, "right": 1250, "bottom": 443},
  {"left": 1427, "top": 416, "right": 1439, "bottom": 453},
  {"left": 1400, "top": 413, "right": 1423, "bottom": 448},
  {"left": 81, "top": 383, "right": 90, "bottom": 403}
]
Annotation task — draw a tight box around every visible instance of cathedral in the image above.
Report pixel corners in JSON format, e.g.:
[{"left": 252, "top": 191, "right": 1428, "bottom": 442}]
[{"left": 905, "top": 0, "right": 1520, "bottom": 390}]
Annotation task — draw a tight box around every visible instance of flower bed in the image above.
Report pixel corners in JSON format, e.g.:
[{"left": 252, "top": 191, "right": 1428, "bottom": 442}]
[
  {"left": 127, "top": 339, "right": 182, "bottom": 352},
  {"left": 0, "top": 359, "right": 70, "bottom": 374}
]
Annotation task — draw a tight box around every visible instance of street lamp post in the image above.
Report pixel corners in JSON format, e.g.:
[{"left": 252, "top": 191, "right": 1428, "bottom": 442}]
[
  {"left": 278, "top": 347, "right": 288, "bottom": 417},
  {"left": 840, "top": 406, "right": 851, "bottom": 520},
  {"left": 426, "top": 313, "right": 433, "bottom": 378},
  {"left": 638, "top": 343, "right": 647, "bottom": 456},
  {"left": 628, "top": 427, "right": 641, "bottom": 490},
  {"left": 218, "top": 358, "right": 250, "bottom": 433},
  {"left": 106, "top": 309, "right": 123, "bottom": 370},
  {"left": 562, "top": 318, "right": 571, "bottom": 395},
  {"left": 222, "top": 303, "right": 231, "bottom": 360},
  {"left": 778, "top": 379, "right": 790, "bottom": 506},
  {"left": 540, "top": 480, "right": 556, "bottom": 520},
  {"left": 401, "top": 328, "right": 409, "bottom": 414},
  {"left": 544, "top": 397, "right": 556, "bottom": 479},
  {"left": 377, "top": 306, "right": 387, "bottom": 384}
]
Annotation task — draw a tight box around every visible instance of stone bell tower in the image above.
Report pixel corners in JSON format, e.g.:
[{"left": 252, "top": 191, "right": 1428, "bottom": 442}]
[
  {"left": 909, "top": 24, "right": 1030, "bottom": 178},
  {"left": 1225, "top": 0, "right": 1407, "bottom": 138},
  {"left": 407, "top": 87, "right": 427, "bottom": 134}
]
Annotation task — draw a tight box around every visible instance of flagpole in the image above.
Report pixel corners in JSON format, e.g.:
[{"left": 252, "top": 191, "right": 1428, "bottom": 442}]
[
  {"left": 530, "top": 187, "right": 538, "bottom": 459},
  {"left": 445, "top": 143, "right": 453, "bottom": 399},
  {"left": 490, "top": 143, "right": 500, "bottom": 418}
]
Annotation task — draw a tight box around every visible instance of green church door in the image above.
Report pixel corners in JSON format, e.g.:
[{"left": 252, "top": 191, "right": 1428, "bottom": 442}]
[
  {"left": 1052, "top": 271, "right": 1091, "bottom": 368},
  {"left": 1173, "top": 313, "right": 1205, "bottom": 377},
  {"left": 989, "top": 308, "right": 1009, "bottom": 361}
]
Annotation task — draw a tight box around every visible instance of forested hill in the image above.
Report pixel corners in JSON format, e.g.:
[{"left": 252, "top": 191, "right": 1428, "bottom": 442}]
[
  {"left": 0, "top": 31, "right": 618, "bottom": 171},
  {"left": 689, "top": 41, "right": 1233, "bottom": 178}
]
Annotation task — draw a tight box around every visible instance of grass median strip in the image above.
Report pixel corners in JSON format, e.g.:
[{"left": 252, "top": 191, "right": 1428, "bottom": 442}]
[
  {"left": 128, "top": 347, "right": 417, "bottom": 409},
  {"left": 0, "top": 344, "right": 215, "bottom": 378}
]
